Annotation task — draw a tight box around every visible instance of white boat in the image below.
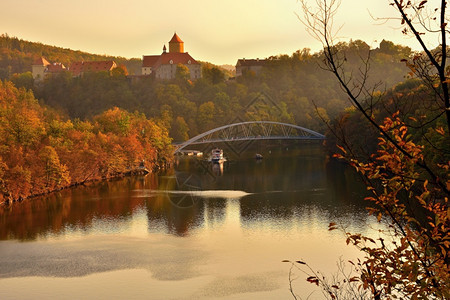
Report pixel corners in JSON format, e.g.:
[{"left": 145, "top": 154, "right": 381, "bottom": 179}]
[{"left": 210, "top": 148, "right": 224, "bottom": 163}]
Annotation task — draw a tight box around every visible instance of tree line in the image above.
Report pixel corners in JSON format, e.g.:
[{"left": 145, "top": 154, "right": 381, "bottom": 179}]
[
  {"left": 4, "top": 37, "right": 413, "bottom": 143},
  {"left": 0, "top": 80, "right": 172, "bottom": 204},
  {"left": 0, "top": 33, "right": 142, "bottom": 77}
]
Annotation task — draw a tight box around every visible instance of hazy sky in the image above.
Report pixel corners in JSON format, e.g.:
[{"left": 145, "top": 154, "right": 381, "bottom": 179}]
[{"left": 0, "top": 0, "right": 443, "bottom": 65}]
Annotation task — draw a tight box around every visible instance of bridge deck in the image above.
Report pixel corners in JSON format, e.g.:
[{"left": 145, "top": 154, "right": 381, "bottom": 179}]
[{"left": 174, "top": 121, "right": 325, "bottom": 153}]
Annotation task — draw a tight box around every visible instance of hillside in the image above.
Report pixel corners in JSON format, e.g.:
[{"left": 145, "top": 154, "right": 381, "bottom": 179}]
[
  {"left": 3, "top": 34, "right": 414, "bottom": 144},
  {"left": 0, "top": 33, "right": 143, "bottom": 76},
  {"left": 0, "top": 80, "right": 172, "bottom": 204},
  {"left": 0, "top": 34, "right": 234, "bottom": 78}
]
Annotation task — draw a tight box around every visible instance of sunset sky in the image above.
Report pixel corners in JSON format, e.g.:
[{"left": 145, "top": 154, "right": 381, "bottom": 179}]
[{"left": 1, "top": 0, "right": 442, "bottom": 65}]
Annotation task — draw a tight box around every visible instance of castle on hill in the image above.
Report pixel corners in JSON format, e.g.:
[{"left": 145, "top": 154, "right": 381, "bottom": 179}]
[
  {"left": 142, "top": 33, "right": 201, "bottom": 80},
  {"left": 31, "top": 33, "right": 201, "bottom": 81}
]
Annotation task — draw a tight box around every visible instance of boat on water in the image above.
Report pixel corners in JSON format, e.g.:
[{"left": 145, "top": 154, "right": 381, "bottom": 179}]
[{"left": 210, "top": 148, "right": 224, "bottom": 163}]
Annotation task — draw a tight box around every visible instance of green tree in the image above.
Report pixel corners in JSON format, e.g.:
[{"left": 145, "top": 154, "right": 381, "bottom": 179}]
[
  {"left": 175, "top": 64, "right": 190, "bottom": 82},
  {"left": 171, "top": 116, "right": 189, "bottom": 142},
  {"left": 10, "top": 72, "right": 34, "bottom": 90},
  {"left": 94, "top": 107, "right": 131, "bottom": 136},
  {"left": 203, "top": 65, "right": 225, "bottom": 84},
  {"left": 197, "top": 101, "right": 216, "bottom": 131}
]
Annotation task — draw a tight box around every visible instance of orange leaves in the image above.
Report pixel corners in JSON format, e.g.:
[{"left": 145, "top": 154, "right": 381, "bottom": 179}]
[
  {"left": 0, "top": 82, "right": 172, "bottom": 202},
  {"left": 333, "top": 111, "right": 450, "bottom": 298},
  {"left": 435, "top": 127, "right": 445, "bottom": 136},
  {"left": 336, "top": 144, "right": 347, "bottom": 154},
  {"left": 377, "top": 212, "right": 383, "bottom": 222}
]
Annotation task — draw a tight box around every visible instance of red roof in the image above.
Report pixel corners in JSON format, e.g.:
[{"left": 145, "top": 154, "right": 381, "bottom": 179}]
[
  {"left": 152, "top": 52, "right": 199, "bottom": 69},
  {"left": 33, "top": 57, "right": 50, "bottom": 66},
  {"left": 142, "top": 55, "right": 160, "bottom": 68},
  {"left": 47, "top": 63, "right": 66, "bottom": 73},
  {"left": 69, "top": 61, "right": 117, "bottom": 76},
  {"left": 143, "top": 52, "right": 199, "bottom": 70},
  {"left": 169, "top": 33, "right": 183, "bottom": 43}
]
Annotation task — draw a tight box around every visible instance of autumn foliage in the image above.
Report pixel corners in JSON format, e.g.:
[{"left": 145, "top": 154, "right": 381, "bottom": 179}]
[
  {"left": 292, "top": 0, "right": 450, "bottom": 298},
  {"left": 0, "top": 80, "right": 172, "bottom": 204},
  {"left": 333, "top": 114, "right": 449, "bottom": 298}
]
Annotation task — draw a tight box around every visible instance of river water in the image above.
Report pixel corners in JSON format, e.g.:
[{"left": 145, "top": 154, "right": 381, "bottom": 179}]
[{"left": 0, "top": 143, "right": 379, "bottom": 299}]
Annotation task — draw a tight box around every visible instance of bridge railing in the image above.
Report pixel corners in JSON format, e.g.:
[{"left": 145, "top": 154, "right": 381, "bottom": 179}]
[{"left": 174, "top": 121, "right": 325, "bottom": 153}]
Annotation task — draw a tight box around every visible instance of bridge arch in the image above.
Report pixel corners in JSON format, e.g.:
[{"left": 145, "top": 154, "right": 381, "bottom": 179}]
[{"left": 174, "top": 121, "right": 325, "bottom": 153}]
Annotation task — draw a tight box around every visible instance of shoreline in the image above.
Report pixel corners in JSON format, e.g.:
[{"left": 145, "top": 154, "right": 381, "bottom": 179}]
[{"left": 0, "top": 164, "right": 169, "bottom": 207}]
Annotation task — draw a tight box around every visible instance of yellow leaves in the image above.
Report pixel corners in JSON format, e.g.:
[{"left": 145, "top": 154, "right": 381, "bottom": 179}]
[
  {"left": 39, "top": 146, "right": 71, "bottom": 188},
  {"left": 94, "top": 107, "right": 131, "bottom": 136}
]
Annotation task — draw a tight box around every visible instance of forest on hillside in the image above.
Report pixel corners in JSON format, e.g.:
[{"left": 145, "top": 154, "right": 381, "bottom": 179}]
[
  {"left": 0, "top": 81, "right": 172, "bottom": 204},
  {"left": 0, "top": 34, "right": 143, "bottom": 76},
  {"left": 0, "top": 34, "right": 234, "bottom": 78},
  {"left": 5, "top": 33, "right": 443, "bottom": 172},
  {"left": 2, "top": 35, "right": 413, "bottom": 142}
]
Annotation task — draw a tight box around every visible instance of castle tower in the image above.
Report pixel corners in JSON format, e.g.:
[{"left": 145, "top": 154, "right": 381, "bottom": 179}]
[
  {"left": 32, "top": 57, "right": 50, "bottom": 80},
  {"left": 169, "top": 33, "right": 184, "bottom": 53}
]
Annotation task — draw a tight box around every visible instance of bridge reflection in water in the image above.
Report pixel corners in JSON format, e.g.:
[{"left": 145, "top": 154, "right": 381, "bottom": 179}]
[{"left": 0, "top": 145, "right": 369, "bottom": 240}]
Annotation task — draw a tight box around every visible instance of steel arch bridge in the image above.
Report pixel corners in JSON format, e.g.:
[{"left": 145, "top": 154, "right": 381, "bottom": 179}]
[{"left": 174, "top": 121, "right": 325, "bottom": 153}]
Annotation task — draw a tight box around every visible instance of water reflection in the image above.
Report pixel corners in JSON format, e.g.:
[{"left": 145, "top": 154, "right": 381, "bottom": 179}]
[
  {"left": 0, "top": 144, "right": 369, "bottom": 241},
  {"left": 144, "top": 191, "right": 205, "bottom": 237},
  {"left": 212, "top": 162, "right": 224, "bottom": 176},
  {"left": 0, "top": 176, "right": 155, "bottom": 240}
]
